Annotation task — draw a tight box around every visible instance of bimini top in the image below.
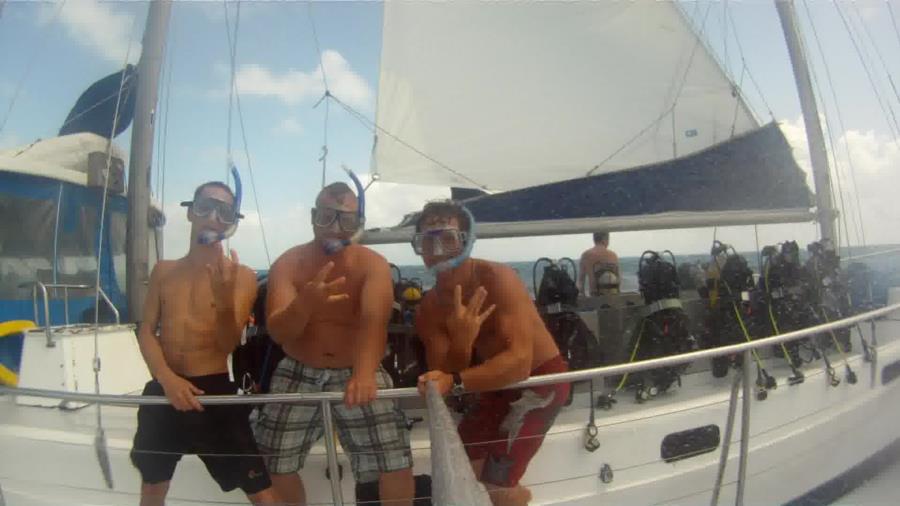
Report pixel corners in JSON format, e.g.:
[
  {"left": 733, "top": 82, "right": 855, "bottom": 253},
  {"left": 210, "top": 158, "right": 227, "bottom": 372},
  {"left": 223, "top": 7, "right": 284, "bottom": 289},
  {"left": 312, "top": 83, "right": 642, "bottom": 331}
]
[{"left": 0, "top": 133, "right": 128, "bottom": 193}]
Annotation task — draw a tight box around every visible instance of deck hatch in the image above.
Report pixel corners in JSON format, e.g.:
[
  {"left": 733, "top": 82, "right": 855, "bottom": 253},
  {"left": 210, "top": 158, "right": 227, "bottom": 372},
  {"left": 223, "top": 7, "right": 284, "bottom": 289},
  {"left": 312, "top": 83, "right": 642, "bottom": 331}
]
[{"left": 882, "top": 360, "right": 900, "bottom": 385}]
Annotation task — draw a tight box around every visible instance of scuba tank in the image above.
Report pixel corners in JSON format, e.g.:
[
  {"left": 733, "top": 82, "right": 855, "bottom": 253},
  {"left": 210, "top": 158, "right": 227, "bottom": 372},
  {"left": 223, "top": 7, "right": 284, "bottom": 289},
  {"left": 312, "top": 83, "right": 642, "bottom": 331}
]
[
  {"left": 612, "top": 251, "right": 695, "bottom": 403},
  {"left": 533, "top": 258, "right": 602, "bottom": 371},
  {"left": 804, "top": 240, "right": 857, "bottom": 385},
  {"left": 383, "top": 264, "right": 427, "bottom": 388},
  {"left": 757, "top": 241, "right": 809, "bottom": 385},
  {"left": 534, "top": 257, "right": 579, "bottom": 309},
  {"left": 699, "top": 242, "right": 776, "bottom": 398}
]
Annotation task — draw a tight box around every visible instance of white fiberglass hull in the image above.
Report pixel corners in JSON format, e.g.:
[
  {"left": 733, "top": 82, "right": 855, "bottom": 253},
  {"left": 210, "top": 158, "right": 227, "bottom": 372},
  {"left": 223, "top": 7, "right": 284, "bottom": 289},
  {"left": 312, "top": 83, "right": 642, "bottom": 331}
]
[{"left": 1, "top": 320, "right": 899, "bottom": 505}]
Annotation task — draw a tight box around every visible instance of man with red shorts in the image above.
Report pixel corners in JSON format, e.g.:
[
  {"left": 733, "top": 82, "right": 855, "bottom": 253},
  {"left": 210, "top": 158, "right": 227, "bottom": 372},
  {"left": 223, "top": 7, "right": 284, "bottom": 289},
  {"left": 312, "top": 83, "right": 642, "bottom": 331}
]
[{"left": 414, "top": 201, "right": 570, "bottom": 506}]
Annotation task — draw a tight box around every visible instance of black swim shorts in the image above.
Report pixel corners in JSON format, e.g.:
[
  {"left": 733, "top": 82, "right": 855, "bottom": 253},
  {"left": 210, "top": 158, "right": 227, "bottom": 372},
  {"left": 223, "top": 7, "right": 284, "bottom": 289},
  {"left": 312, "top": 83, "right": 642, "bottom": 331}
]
[{"left": 130, "top": 373, "right": 271, "bottom": 495}]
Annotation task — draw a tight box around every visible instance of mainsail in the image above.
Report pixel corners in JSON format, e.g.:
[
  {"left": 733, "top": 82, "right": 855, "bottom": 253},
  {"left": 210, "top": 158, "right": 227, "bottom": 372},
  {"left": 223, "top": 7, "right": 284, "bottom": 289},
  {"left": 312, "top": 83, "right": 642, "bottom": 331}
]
[{"left": 369, "top": 2, "right": 812, "bottom": 237}]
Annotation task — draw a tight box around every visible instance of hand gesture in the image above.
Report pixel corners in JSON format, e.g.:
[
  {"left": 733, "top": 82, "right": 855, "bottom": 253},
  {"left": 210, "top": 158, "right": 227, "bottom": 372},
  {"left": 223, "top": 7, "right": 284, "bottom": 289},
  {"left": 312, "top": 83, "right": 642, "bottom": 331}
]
[
  {"left": 303, "top": 262, "right": 349, "bottom": 308},
  {"left": 206, "top": 246, "right": 239, "bottom": 310},
  {"left": 446, "top": 285, "right": 496, "bottom": 347},
  {"left": 344, "top": 372, "right": 378, "bottom": 407},
  {"left": 417, "top": 370, "right": 452, "bottom": 397},
  {"left": 160, "top": 374, "right": 205, "bottom": 412}
]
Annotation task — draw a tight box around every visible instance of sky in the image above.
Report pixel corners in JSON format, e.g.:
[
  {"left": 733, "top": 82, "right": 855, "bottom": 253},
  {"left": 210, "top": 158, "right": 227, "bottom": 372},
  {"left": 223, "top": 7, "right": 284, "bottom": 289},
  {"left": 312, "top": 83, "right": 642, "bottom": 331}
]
[{"left": 1, "top": 0, "right": 899, "bottom": 269}]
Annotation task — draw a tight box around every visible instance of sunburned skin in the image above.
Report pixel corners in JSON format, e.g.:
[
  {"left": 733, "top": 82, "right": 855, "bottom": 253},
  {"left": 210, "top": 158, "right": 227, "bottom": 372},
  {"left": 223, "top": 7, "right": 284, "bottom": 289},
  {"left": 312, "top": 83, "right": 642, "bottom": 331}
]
[
  {"left": 414, "top": 215, "right": 560, "bottom": 393},
  {"left": 138, "top": 185, "right": 257, "bottom": 404}
]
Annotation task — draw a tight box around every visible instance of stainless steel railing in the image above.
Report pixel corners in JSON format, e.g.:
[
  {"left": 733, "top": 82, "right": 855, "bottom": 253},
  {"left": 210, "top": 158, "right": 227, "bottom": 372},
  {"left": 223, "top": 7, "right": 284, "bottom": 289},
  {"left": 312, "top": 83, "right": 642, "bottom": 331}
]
[
  {"left": 1, "top": 301, "right": 898, "bottom": 506},
  {"left": 18, "top": 281, "right": 121, "bottom": 347}
]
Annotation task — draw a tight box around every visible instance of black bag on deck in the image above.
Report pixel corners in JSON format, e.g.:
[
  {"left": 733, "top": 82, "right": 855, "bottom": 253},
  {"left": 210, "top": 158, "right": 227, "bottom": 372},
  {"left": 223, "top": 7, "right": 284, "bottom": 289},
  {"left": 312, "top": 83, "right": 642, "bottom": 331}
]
[{"left": 232, "top": 278, "right": 285, "bottom": 394}]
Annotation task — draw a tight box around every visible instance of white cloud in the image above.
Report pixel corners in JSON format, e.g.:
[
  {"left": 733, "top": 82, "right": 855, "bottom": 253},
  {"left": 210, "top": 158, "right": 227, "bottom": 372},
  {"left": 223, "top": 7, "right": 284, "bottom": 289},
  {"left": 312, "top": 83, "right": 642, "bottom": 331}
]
[
  {"left": 49, "top": 0, "right": 140, "bottom": 65},
  {"left": 234, "top": 50, "right": 373, "bottom": 109},
  {"left": 273, "top": 118, "right": 303, "bottom": 136},
  {"left": 778, "top": 116, "right": 900, "bottom": 247}
]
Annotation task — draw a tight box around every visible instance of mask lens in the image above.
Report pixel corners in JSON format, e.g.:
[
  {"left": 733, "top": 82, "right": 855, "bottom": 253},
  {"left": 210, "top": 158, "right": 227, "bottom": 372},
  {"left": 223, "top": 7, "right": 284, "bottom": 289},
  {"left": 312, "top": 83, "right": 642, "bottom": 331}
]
[
  {"left": 314, "top": 208, "right": 338, "bottom": 228},
  {"left": 192, "top": 198, "right": 236, "bottom": 224},
  {"left": 338, "top": 212, "right": 361, "bottom": 232},
  {"left": 438, "top": 229, "right": 463, "bottom": 253}
]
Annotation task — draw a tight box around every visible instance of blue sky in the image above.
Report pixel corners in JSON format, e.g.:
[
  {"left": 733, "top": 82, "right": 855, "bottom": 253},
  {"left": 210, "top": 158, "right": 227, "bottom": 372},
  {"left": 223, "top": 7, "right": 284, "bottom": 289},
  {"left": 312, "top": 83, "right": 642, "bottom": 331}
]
[{"left": 1, "top": 0, "right": 899, "bottom": 269}]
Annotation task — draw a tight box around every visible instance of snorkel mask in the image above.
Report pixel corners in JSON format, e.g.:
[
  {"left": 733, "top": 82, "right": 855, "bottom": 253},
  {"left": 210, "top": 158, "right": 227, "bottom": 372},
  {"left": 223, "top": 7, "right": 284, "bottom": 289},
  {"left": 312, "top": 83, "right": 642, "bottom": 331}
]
[
  {"left": 320, "top": 166, "right": 366, "bottom": 255},
  {"left": 412, "top": 205, "right": 477, "bottom": 275},
  {"left": 183, "top": 165, "right": 244, "bottom": 245}
]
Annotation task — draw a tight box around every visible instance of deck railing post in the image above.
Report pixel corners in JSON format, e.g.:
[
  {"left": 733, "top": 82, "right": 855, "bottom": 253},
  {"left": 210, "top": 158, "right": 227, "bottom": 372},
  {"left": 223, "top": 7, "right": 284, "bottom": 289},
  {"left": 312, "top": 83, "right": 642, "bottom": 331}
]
[
  {"left": 321, "top": 400, "right": 345, "bottom": 506},
  {"left": 735, "top": 350, "right": 753, "bottom": 506},
  {"left": 710, "top": 371, "right": 742, "bottom": 506}
]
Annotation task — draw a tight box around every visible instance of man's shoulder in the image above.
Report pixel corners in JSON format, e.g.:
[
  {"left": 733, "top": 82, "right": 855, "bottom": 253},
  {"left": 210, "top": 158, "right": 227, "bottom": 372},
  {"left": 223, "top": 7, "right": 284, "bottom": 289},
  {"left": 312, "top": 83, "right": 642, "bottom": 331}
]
[
  {"left": 151, "top": 259, "right": 179, "bottom": 278},
  {"left": 475, "top": 259, "right": 522, "bottom": 291},
  {"left": 353, "top": 244, "right": 389, "bottom": 264}
]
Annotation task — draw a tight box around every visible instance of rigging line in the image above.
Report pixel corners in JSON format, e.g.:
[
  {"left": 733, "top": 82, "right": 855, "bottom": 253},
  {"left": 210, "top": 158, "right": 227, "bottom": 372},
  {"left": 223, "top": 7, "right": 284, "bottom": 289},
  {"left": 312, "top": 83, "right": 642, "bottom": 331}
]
[
  {"left": 730, "top": 64, "right": 746, "bottom": 138},
  {"left": 328, "top": 93, "right": 490, "bottom": 190},
  {"left": 802, "top": 0, "right": 867, "bottom": 246},
  {"left": 850, "top": 2, "right": 900, "bottom": 112},
  {"left": 834, "top": 1, "right": 900, "bottom": 139},
  {"left": 224, "top": 2, "right": 272, "bottom": 267},
  {"left": 307, "top": 1, "right": 330, "bottom": 92},
  {"left": 727, "top": 7, "right": 774, "bottom": 121},
  {"left": 306, "top": 1, "right": 331, "bottom": 188},
  {"left": 889, "top": 1, "right": 900, "bottom": 56},
  {"left": 723, "top": 0, "right": 730, "bottom": 81},
  {"left": 224, "top": 0, "right": 241, "bottom": 172},
  {"left": 0, "top": 0, "right": 67, "bottom": 136},
  {"left": 801, "top": 0, "right": 864, "bottom": 249},
  {"left": 160, "top": 12, "right": 177, "bottom": 220},
  {"left": 671, "top": 1, "right": 714, "bottom": 113},
  {"left": 799, "top": 2, "right": 854, "bottom": 250}
]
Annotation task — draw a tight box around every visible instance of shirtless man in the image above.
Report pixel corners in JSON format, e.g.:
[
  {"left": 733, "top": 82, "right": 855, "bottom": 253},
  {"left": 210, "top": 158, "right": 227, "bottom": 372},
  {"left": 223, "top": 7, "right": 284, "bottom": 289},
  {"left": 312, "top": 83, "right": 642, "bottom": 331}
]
[
  {"left": 578, "top": 232, "right": 620, "bottom": 295},
  {"left": 255, "top": 182, "right": 414, "bottom": 506},
  {"left": 131, "top": 182, "right": 277, "bottom": 505},
  {"left": 414, "top": 201, "right": 570, "bottom": 506}
]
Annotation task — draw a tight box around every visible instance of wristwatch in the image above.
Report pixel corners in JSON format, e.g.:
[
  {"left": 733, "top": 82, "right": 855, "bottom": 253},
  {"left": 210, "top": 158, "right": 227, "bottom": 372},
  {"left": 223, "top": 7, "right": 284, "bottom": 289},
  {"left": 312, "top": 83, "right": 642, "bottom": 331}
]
[{"left": 451, "top": 372, "right": 465, "bottom": 396}]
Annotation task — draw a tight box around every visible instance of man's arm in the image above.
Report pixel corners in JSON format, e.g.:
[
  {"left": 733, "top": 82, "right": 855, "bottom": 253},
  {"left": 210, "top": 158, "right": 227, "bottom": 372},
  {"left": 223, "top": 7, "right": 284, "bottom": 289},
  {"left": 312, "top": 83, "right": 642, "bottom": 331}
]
[
  {"left": 416, "top": 294, "right": 452, "bottom": 372},
  {"left": 344, "top": 254, "right": 393, "bottom": 406},
  {"left": 137, "top": 263, "right": 204, "bottom": 411},
  {"left": 266, "top": 251, "right": 312, "bottom": 345},
  {"left": 458, "top": 268, "right": 533, "bottom": 392},
  {"left": 213, "top": 265, "right": 258, "bottom": 353},
  {"left": 136, "top": 263, "right": 174, "bottom": 382}
]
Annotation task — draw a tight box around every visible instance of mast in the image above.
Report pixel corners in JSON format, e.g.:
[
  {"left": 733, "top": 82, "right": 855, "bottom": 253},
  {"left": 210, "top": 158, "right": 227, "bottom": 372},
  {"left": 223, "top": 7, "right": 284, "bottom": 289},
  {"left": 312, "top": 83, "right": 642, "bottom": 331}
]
[
  {"left": 126, "top": 0, "right": 172, "bottom": 322},
  {"left": 775, "top": 0, "right": 836, "bottom": 241}
]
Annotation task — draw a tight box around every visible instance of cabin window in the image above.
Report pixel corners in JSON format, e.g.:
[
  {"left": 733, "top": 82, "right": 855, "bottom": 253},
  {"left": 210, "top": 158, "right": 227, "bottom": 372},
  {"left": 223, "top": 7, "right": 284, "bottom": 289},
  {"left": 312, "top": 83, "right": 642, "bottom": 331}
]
[
  {"left": 0, "top": 192, "right": 56, "bottom": 299},
  {"left": 56, "top": 199, "right": 99, "bottom": 287}
]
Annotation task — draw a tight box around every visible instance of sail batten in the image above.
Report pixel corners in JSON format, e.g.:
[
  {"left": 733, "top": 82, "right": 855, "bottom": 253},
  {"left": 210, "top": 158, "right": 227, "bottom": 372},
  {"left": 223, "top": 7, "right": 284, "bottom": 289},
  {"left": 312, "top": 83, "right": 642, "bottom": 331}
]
[{"left": 374, "top": 2, "right": 760, "bottom": 191}]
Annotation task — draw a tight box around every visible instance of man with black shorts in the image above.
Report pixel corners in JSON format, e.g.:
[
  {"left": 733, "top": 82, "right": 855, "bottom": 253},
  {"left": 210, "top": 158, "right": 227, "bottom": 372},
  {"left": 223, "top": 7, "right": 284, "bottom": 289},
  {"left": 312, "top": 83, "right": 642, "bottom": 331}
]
[{"left": 131, "top": 181, "right": 277, "bottom": 505}]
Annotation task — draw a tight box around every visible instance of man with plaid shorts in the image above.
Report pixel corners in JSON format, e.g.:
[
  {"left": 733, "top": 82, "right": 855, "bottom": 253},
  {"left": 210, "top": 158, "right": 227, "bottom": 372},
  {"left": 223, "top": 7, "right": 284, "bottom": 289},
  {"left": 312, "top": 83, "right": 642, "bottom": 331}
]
[{"left": 256, "top": 182, "right": 414, "bottom": 505}]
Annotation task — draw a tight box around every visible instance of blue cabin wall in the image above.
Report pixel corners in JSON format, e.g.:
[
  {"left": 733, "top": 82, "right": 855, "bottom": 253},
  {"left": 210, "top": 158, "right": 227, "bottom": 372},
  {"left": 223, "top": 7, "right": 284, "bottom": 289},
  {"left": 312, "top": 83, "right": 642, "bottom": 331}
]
[{"left": 0, "top": 171, "right": 128, "bottom": 325}]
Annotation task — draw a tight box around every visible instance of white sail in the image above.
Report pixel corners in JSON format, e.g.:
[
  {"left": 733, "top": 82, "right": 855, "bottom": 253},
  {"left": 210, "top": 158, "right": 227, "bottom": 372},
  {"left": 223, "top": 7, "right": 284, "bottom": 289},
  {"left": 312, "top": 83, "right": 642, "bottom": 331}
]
[{"left": 374, "top": 1, "right": 757, "bottom": 191}]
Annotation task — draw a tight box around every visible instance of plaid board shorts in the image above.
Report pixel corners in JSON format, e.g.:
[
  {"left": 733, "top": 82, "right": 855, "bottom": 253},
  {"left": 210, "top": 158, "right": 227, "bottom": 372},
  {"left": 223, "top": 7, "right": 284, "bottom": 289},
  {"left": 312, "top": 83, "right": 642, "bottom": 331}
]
[{"left": 254, "top": 357, "right": 412, "bottom": 483}]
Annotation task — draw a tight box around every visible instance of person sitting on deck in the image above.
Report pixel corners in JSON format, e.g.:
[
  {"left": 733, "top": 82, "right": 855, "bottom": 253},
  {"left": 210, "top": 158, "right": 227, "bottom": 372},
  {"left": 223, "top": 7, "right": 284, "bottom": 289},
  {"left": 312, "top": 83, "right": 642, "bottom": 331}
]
[
  {"left": 413, "top": 200, "right": 571, "bottom": 506},
  {"left": 131, "top": 181, "right": 277, "bottom": 505},
  {"left": 254, "top": 182, "right": 414, "bottom": 506},
  {"left": 578, "top": 231, "right": 620, "bottom": 295}
]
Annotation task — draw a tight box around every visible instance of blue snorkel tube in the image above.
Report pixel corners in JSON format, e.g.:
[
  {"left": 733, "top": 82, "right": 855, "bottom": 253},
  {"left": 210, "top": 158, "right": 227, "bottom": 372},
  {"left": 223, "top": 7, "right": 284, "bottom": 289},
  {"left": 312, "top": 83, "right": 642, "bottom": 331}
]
[
  {"left": 428, "top": 206, "right": 477, "bottom": 275},
  {"left": 198, "top": 165, "right": 243, "bottom": 245},
  {"left": 321, "top": 166, "right": 367, "bottom": 255}
]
